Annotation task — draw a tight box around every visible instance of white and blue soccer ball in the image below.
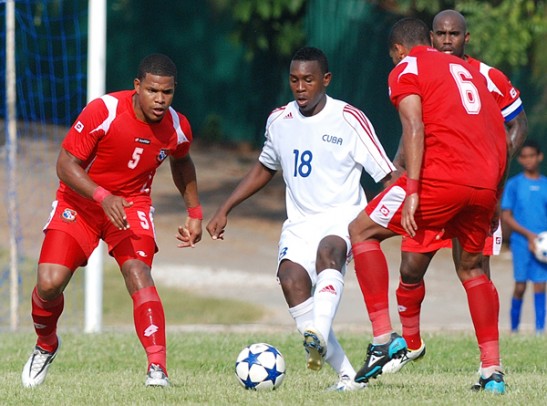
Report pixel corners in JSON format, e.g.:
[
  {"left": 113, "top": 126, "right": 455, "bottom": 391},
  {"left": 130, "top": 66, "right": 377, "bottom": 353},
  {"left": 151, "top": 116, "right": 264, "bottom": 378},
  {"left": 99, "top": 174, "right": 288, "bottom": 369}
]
[
  {"left": 235, "top": 342, "right": 286, "bottom": 390},
  {"left": 534, "top": 231, "right": 547, "bottom": 263}
]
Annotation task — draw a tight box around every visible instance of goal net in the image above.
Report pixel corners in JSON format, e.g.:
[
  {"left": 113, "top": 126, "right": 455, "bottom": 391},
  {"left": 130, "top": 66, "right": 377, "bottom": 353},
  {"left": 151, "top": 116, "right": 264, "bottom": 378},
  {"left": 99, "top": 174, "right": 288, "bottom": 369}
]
[{"left": 0, "top": 0, "right": 88, "bottom": 331}]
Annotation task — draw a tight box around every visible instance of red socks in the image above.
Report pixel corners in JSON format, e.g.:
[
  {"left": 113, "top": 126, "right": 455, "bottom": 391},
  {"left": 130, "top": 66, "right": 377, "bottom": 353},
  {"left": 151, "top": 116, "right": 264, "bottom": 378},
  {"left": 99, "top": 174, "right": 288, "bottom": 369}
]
[
  {"left": 353, "top": 241, "right": 392, "bottom": 337},
  {"left": 132, "top": 286, "right": 167, "bottom": 374},
  {"left": 463, "top": 274, "right": 500, "bottom": 368},
  {"left": 31, "top": 287, "right": 63, "bottom": 353},
  {"left": 396, "top": 280, "right": 425, "bottom": 350}
]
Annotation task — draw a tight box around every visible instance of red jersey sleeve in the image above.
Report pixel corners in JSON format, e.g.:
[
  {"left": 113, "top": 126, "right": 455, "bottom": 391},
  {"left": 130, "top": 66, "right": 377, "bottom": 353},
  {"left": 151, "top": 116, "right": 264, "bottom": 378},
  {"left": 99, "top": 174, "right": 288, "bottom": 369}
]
[
  {"left": 172, "top": 111, "right": 193, "bottom": 159},
  {"left": 388, "top": 56, "right": 421, "bottom": 108},
  {"left": 465, "top": 56, "right": 523, "bottom": 122},
  {"left": 62, "top": 97, "right": 111, "bottom": 166}
]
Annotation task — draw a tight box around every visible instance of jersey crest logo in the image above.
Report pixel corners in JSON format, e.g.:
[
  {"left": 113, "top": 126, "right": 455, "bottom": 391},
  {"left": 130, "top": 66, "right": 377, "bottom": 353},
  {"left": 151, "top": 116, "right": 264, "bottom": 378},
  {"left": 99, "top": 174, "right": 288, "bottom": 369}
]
[
  {"left": 135, "top": 137, "right": 151, "bottom": 145},
  {"left": 156, "top": 149, "right": 168, "bottom": 163},
  {"left": 283, "top": 112, "right": 293, "bottom": 119},
  {"left": 61, "top": 208, "right": 77, "bottom": 222}
]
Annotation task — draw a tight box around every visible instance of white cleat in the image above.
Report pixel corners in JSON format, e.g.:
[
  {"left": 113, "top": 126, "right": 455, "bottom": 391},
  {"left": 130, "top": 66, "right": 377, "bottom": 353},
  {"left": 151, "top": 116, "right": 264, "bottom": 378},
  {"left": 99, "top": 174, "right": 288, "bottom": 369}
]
[
  {"left": 145, "top": 363, "right": 170, "bottom": 387},
  {"left": 327, "top": 374, "right": 367, "bottom": 391},
  {"left": 382, "top": 340, "right": 426, "bottom": 374},
  {"left": 22, "top": 337, "right": 61, "bottom": 388}
]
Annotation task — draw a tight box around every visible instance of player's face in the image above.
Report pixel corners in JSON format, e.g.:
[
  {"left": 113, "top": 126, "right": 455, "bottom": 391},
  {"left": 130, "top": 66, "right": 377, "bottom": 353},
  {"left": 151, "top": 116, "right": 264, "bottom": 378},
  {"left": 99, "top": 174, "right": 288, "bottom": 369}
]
[
  {"left": 431, "top": 16, "right": 469, "bottom": 58},
  {"left": 133, "top": 73, "right": 176, "bottom": 123},
  {"left": 289, "top": 60, "right": 331, "bottom": 117}
]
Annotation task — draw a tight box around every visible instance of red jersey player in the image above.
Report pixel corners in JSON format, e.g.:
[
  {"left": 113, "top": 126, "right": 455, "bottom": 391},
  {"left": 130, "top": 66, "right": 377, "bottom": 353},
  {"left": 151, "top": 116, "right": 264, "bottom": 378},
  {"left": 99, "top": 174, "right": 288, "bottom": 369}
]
[
  {"left": 21, "top": 54, "right": 202, "bottom": 388},
  {"left": 348, "top": 18, "right": 507, "bottom": 394},
  {"left": 382, "top": 10, "right": 528, "bottom": 386}
]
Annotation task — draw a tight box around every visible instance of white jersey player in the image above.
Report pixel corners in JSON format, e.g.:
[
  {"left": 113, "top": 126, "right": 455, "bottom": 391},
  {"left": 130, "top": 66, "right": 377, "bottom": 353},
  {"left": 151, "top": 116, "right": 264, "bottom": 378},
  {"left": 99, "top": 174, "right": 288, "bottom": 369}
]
[{"left": 207, "top": 47, "right": 394, "bottom": 391}]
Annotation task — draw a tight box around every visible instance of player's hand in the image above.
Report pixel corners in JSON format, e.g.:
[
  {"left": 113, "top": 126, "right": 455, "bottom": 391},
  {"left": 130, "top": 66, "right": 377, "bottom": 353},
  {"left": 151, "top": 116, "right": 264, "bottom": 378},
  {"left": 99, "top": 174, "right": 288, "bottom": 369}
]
[
  {"left": 176, "top": 217, "right": 202, "bottom": 248},
  {"left": 402, "top": 193, "right": 419, "bottom": 237},
  {"left": 101, "top": 194, "right": 133, "bottom": 230},
  {"left": 206, "top": 213, "right": 228, "bottom": 240}
]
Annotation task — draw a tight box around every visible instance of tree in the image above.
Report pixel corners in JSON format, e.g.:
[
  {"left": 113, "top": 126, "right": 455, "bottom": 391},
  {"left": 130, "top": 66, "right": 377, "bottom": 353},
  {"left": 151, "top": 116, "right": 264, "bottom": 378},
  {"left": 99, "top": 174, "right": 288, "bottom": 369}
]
[{"left": 207, "top": 0, "right": 307, "bottom": 60}]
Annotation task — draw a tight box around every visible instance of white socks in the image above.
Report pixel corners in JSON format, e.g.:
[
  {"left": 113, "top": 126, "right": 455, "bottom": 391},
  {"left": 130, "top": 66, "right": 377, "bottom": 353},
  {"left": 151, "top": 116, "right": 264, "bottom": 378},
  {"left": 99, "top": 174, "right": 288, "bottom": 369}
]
[
  {"left": 288, "top": 273, "right": 355, "bottom": 378},
  {"left": 313, "top": 269, "right": 345, "bottom": 343}
]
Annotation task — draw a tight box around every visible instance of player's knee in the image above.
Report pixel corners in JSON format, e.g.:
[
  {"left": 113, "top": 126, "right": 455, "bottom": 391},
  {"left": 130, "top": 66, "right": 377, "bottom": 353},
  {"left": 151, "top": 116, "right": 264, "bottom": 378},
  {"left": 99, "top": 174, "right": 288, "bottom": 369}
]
[
  {"left": 36, "top": 264, "right": 70, "bottom": 299},
  {"left": 316, "top": 237, "right": 346, "bottom": 271},
  {"left": 121, "top": 260, "right": 153, "bottom": 291},
  {"left": 278, "top": 266, "right": 311, "bottom": 296}
]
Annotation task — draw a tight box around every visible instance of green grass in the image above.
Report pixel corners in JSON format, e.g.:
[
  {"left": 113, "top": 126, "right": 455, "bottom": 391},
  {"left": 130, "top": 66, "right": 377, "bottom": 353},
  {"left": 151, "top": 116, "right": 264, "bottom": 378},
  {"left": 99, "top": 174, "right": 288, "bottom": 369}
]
[
  {"left": 4, "top": 331, "right": 547, "bottom": 405},
  {"left": 11, "top": 258, "right": 266, "bottom": 327}
]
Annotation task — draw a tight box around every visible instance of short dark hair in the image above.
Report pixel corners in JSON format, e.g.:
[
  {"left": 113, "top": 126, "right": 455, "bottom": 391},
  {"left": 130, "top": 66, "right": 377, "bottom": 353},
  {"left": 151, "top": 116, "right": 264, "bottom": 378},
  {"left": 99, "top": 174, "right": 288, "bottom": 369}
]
[
  {"left": 388, "top": 17, "right": 430, "bottom": 49},
  {"left": 136, "top": 53, "right": 177, "bottom": 81},
  {"left": 521, "top": 139, "right": 541, "bottom": 154},
  {"left": 291, "top": 47, "right": 329, "bottom": 75}
]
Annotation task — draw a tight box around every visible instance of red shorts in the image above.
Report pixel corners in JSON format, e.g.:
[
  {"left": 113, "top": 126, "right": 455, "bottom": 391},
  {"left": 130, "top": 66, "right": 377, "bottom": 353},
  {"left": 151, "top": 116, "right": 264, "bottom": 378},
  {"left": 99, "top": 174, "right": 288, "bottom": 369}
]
[
  {"left": 42, "top": 191, "right": 158, "bottom": 266},
  {"left": 400, "top": 221, "right": 502, "bottom": 255},
  {"left": 366, "top": 176, "right": 497, "bottom": 253}
]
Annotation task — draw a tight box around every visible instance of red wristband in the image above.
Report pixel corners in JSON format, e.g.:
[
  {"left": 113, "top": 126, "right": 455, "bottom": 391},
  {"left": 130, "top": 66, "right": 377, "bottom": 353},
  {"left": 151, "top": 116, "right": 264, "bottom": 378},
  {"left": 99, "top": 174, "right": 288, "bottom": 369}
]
[
  {"left": 406, "top": 178, "right": 419, "bottom": 195},
  {"left": 92, "top": 186, "right": 111, "bottom": 203},
  {"left": 187, "top": 205, "right": 203, "bottom": 220}
]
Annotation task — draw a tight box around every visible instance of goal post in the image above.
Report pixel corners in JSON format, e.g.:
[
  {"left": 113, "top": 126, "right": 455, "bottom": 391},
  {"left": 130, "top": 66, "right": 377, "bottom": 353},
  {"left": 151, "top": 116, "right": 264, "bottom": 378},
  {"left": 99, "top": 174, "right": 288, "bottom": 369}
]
[
  {"left": 84, "top": 0, "right": 107, "bottom": 334},
  {"left": 6, "top": 0, "right": 18, "bottom": 331},
  {"left": 1, "top": 0, "right": 105, "bottom": 332}
]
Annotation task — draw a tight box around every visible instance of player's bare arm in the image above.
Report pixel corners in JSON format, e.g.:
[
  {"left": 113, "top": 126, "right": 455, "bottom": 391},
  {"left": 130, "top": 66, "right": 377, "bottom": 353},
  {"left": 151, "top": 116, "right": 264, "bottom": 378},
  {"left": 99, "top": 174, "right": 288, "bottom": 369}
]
[
  {"left": 506, "top": 110, "right": 528, "bottom": 157},
  {"left": 207, "top": 161, "right": 276, "bottom": 240},
  {"left": 170, "top": 154, "right": 202, "bottom": 248},
  {"left": 398, "top": 94, "right": 424, "bottom": 237},
  {"left": 56, "top": 148, "right": 132, "bottom": 230}
]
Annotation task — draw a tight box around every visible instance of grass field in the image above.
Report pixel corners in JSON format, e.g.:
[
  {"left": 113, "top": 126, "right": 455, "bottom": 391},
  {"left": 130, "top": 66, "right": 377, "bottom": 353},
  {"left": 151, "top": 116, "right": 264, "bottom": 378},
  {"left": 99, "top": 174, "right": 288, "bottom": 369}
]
[{"left": 4, "top": 331, "right": 547, "bottom": 405}]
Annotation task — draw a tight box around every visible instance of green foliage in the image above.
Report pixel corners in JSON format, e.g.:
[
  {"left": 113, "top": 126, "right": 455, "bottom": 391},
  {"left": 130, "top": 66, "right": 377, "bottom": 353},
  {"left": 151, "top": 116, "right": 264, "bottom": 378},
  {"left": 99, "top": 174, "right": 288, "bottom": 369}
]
[
  {"left": 459, "top": 0, "right": 546, "bottom": 70},
  {"left": 4, "top": 332, "right": 547, "bottom": 405},
  {"left": 380, "top": 0, "right": 547, "bottom": 71},
  {"left": 207, "top": 0, "right": 307, "bottom": 59}
]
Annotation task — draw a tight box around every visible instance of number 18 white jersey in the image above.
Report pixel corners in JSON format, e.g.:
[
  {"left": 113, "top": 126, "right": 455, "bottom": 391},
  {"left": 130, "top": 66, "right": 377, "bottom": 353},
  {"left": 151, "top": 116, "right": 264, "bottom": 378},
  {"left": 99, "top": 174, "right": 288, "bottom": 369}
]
[{"left": 259, "top": 96, "right": 394, "bottom": 222}]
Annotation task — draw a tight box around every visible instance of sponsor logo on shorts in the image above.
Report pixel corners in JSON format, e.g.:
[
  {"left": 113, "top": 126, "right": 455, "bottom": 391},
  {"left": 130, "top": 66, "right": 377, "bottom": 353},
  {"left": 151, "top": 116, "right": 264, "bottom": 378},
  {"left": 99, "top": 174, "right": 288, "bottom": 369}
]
[
  {"left": 135, "top": 137, "right": 151, "bottom": 144},
  {"left": 74, "top": 121, "right": 84, "bottom": 133},
  {"left": 379, "top": 204, "right": 390, "bottom": 217},
  {"left": 61, "top": 208, "right": 77, "bottom": 222},
  {"left": 137, "top": 250, "right": 148, "bottom": 258}
]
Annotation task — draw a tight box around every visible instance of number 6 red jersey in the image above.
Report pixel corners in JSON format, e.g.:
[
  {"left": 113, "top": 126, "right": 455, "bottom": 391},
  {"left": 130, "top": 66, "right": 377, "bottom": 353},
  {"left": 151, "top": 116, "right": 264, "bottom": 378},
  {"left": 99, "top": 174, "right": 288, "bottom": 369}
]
[{"left": 388, "top": 46, "right": 506, "bottom": 191}]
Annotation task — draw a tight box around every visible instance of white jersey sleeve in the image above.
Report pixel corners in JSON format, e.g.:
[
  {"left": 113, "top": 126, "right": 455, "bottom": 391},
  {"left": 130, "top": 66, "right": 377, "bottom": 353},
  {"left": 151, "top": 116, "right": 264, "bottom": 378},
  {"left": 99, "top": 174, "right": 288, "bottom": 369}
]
[{"left": 341, "top": 104, "right": 396, "bottom": 183}]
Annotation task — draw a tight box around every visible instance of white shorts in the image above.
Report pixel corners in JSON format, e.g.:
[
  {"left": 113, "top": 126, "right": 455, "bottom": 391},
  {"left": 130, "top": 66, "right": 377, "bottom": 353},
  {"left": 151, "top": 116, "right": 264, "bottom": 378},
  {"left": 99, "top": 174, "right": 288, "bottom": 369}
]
[{"left": 276, "top": 208, "right": 361, "bottom": 286}]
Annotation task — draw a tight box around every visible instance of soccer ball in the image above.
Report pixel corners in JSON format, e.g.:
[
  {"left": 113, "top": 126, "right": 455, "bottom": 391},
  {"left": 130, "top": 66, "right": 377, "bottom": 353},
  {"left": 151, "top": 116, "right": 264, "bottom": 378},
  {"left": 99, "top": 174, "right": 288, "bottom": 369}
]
[
  {"left": 534, "top": 231, "right": 547, "bottom": 263},
  {"left": 235, "top": 342, "right": 286, "bottom": 390}
]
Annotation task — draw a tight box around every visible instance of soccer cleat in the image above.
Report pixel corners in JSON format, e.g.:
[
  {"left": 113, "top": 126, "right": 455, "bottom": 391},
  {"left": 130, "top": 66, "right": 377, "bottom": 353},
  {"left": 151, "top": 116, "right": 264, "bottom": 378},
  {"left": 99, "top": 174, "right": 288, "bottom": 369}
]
[
  {"left": 303, "top": 328, "right": 326, "bottom": 371},
  {"left": 471, "top": 371, "right": 505, "bottom": 394},
  {"left": 355, "top": 332, "right": 407, "bottom": 383},
  {"left": 21, "top": 337, "right": 61, "bottom": 388},
  {"left": 326, "top": 374, "right": 367, "bottom": 392},
  {"left": 145, "top": 363, "right": 170, "bottom": 387},
  {"left": 382, "top": 340, "right": 426, "bottom": 374}
]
